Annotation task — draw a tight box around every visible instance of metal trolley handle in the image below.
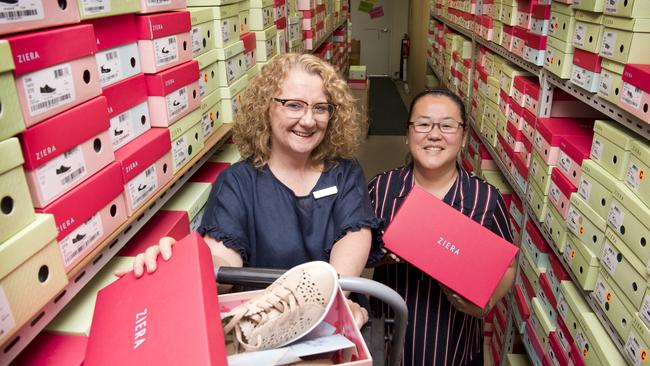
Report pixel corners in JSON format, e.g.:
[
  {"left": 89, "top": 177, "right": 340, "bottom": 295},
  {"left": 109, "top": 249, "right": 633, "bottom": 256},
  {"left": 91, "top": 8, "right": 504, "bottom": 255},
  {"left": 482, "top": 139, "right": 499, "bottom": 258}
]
[{"left": 216, "top": 267, "right": 407, "bottom": 366}]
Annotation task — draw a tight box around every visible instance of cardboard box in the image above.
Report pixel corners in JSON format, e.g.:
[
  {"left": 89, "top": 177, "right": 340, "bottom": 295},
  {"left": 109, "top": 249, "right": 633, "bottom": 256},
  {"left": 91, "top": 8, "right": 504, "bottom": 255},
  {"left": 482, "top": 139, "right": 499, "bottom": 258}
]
[
  {"left": 601, "top": 229, "right": 646, "bottom": 308},
  {"left": 136, "top": 12, "right": 192, "bottom": 74},
  {"left": 255, "top": 26, "right": 278, "bottom": 62},
  {"left": 220, "top": 74, "right": 249, "bottom": 124},
  {"left": 608, "top": 184, "right": 650, "bottom": 268},
  {"left": 573, "top": 13, "right": 605, "bottom": 54},
  {"left": 103, "top": 74, "right": 151, "bottom": 152},
  {"left": 591, "top": 119, "right": 635, "bottom": 180},
  {"left": 207, "top": 5, "right": 241, "bottom": 49},
  {"left": 162, "top": 182, "right": 210, "bottom": 232},
  {"left": 190, "top": 162, "right": 228, "bottom": 185},
  {"left": 626, "top": 140, "right": 650, "bottom": 210},
  {"left": 533, "top": 117, "right": 594, "bottom": 166},
  {"left": 523, "top": 31, "right": 547, "bottom": 66},
  {"left": 189, "top": 7, "right": 217, "bottom": 58},
  {"left": 604, "top": 0, "right": 650, "bottom": 18},
  {"left": 600, "top": 17, "right": 650, "bottom": 65},
  {"left": 249, "top": 1, "right": 274, "bottom": 31},
  {"left": 199, "top": 89, "right": 223, "bottom": 141},
  {"left": 137, "top": 0, "right": 184, "bottom": 15},
  {"left": 216, "top": 41, "right": 246, "bottom": 87},
  {"left": 619, "top": 64, "right": 650, "bottom": 122},
  {"left": 118, "top": 211, "right": 188, "bottom": 257},
  {"left": 566, "top": 193, "right": 607, "bottom": 255},
  {"left": 85, "top": 233, "right": 228, "bottom": 365},
  {"left": 0, "top": 40, "right": 25, "bottom": 141},
  {"left": 544, "top": 44, "right": 573, "bottom": 80},
  {"left": 7, "top": 24, "right": 101, "bottom": 128},
  {"left": 573, "top": 0, "right": 605, "bottom": 12},
  {"left": 0, "top": 0, "right": 80, "bottom": 37},
  {"left": 531, "top": 5, "right": 551, "bottom": 36},
  {"left": 241, "top": 32, "right": 258, "bottom": 71},
  {"left": 0, "top": 138, "right": 35, "bottom": 244},
  {"left": 558, "top": 135, "right": 592, "bottom": 188},
  {"left": 549, "top": 168, "right": 576, "bottom": 218},
  {"left": 550, "top": 6, "right": 576, "bottom": 43},
  {"left": 145, "top": 60, "right": 201, "bottom": 128},
  {"left": 597, "top": 58, "right": 624, "bottom": 106},
  {"left": 21, "top": 96, "right": 114, "bottom": 208},
  {"left": 167, "top": 109, "right": 204, "bottom": 173},
  {"left": 578, "top": 159, "right": 618, "bottom": 221},
  {"left": 196, "top": 49, "right": 220, "bottom": 99}
]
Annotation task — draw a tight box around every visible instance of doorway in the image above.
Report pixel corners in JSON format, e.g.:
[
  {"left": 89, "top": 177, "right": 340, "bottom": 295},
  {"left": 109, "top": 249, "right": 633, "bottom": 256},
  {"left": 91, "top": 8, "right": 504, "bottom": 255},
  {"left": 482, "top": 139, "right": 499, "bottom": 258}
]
[{"left": 350, "top": 0, "right": 394, "bottom": 77}]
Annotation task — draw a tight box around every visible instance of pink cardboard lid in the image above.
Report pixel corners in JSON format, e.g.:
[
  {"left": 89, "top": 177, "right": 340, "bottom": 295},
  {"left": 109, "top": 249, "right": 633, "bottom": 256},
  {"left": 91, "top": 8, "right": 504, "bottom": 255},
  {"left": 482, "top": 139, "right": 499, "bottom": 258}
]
[
  {"left": 549, "top": 332, "right": 570, "bottom": 365},
  {"left": 569, "top": 343, "right": 586, "bottom": 366},
  {"left": 514, "top": 76, "right": 535, "bottom": 93},
  {"left": 559, "top": 134, "right": 592, "bottom": 163},
  {"left": 275, "top": 17, "right": 287, "bottom": 29},
  {"left": 103, "top": 74, "right": 148, "bottom": 118},
  {"left": 500, "top": 89, "right": 509, "bottom": 100},
  {"left": 12, "top": 332, "right": 87, "bottom": 366},
  {"left": 523, "top": 135, "right": 533, "bottom": 150},
  {"left": 536, "top": 118, "right": 594, "bottom": 144},
  {"left": 114, "top": 128, "right": 171, "bottom": 182},
  {"left": 461, "top": 156, "right": 473, "bottom": 173},
  {"left": 507, "top": 120, "right": 524, "bottom": 141},
  {"left": 463, "top": 59, "right": 471, "bottom": 68},
  {"left": 7, "top": 24, "right": 97, "bottom": 76},
  {"left": 572, "top": 48, "right": 602, "bottom": 73},
  {"left": 145, "top": 60, "right": 199, "bottom": 96},
  {"left": 551, "top": 168, "right": 577, "bottom": 196},
  {"left": 518, "top": 0, "right": 535, "bottom": 12},
  {"left": 36, "top": 162, "right": 123, "bottom": 240},
  {"left": 241, "top": 32, "right": 257, "bottom": 53},
  {"left": 303, "top": 29, "right": 314, "bottom": 38},
  {"left": 556, "top": 314, "right": 573, "bottom": 345},
  {"left": 513, "top": 26, "right": 528, "bottom": 39},
  {"left": 477, "top": 66, "right": 489, "bottom": 81},
  {"left": 525, "top": 320, "right": 545, "bottom": 357},
  {"left": 274, "top": 0, "right": 285, "bottom": 5},
  {"left": 539, "top": 273, "right": 557, "bottom": 307},
  {"left": 510, "top": 101, "right": 523, "bottom": 115},
  {"left": 136, "top": 11, "right": 191, "bottom": 40},
  {"left": 117, "top": 210, "right": 189, "bottom": 256},
  {"left": 88, "top": 14, "right": 138, "bottom": 51},
  {"left": 478, "top": 144, "right": 492, "bottom": 159},
  {"left": 622, "top": 64, "right": 650, "bottom": 94},
  {"left": 532, "top": 4, "right": 551, "bottom": 19},
  {"left": 549, "top": 251, "right": 570, "bottom": 281},
  {"left": 514, "top": 284, "right": 531, "bottom": 318},
  {"left": 503, "top": 24, "right": 514, "bottom": 34},
  {"left": 499, "top": 135, "right": 515, "bottom": 159},
  {"left": 525, "top": 31, "right": 547, "bottom": 49},
  {"left": 520, "top": 265, "right": 536, "bottom": 300},
  {"left": 21, "top": 96, "right": 110, "bottom": 170},
  {"left": 525, "top": 219, "right": 550, "bottom": 252},
  {"left": 301, "top": 10, "right": 314, "bottom": 18},
  {"left": 513, "top": 152, "right": 529, "bottom": 179},
  {"left": 524, "top": 78, "right": 540, "bottom": 97},
  {"left": 190, "top": 162, "right": 229, "bottom": 184}
]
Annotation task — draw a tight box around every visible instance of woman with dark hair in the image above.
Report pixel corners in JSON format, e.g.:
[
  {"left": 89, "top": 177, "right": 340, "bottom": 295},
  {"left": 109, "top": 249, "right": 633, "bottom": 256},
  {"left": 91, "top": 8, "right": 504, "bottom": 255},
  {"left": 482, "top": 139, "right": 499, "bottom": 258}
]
[{"left": 369, "top": 89, "right": 515, "bottom": 365}]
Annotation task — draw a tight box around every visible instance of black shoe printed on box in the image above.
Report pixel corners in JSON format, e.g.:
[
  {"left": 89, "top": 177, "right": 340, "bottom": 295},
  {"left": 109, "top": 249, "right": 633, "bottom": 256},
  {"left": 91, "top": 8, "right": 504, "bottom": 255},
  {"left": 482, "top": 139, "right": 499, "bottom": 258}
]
[
  {"left": 40, "top": 84, "right": 56, "bottom": 93},
  {"left": 172, "top": 100, "right": 180, "bottom": 107},
  {"left": 114, "top": 129, "right": 124, "bottom": 136},
  {"left": 72, "top": 234, "right": 87, "bottom": 244},
  {"left": 137, "top": 184, "right": 147, "bottom": 192},
  {"left": 162, "top": 47, "right": 170, "bottom": 54},
  {"left": 56, "top": 165, "right": 71, "bottom": 175},
  {"left": 101, "top": 65, "right": 112, "bottom": 73},
  {"left": 0, "top": 0, "right": 20, "bottom": 4}
]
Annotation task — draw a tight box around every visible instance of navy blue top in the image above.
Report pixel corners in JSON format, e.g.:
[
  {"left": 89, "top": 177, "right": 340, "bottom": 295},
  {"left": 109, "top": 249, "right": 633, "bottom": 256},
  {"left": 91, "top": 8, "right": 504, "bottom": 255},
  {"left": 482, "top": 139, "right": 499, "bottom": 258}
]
[{"left": 198, "top": 158, "right": 381, "bottom": 269}]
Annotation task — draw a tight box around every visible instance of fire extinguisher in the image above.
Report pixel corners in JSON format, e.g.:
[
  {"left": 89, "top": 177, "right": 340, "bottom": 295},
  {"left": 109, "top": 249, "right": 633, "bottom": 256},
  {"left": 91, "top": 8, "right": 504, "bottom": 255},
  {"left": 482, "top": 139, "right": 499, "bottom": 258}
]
[{"left": 400, "top": 34, "right": 410, "bottom": 81}]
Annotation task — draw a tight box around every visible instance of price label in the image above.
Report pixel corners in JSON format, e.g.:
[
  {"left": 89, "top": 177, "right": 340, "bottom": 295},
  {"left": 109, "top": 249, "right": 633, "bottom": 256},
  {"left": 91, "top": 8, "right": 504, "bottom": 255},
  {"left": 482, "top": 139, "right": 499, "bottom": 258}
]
[
  {"left": 591, "top": 139, "right": 604, "bottom": 160},
  {"left": 82, "top": 0, "right": 110, "bottom": 16},
  {"left": 36, "top": 146, "right": 87, "bottom": 203},
  {"left": 574, "top": 24, "right": 587, "bottom": 48},
  {"left": 608, "top": 203, "right": 625, "bottom": 234},
  {"left": 166, "top": 86, "right": 188, "bottom": 120},
  {"left": 550, "top": 185, "right": 561, "bottom": 205},
  {"left": 59, "top": 213, "right": 104, "bottom": 267},
  {"left": 557, "top": 296, "right": 570, "bottom": 319},
  {"left": 575, "top": 331, "right": 589, "bottom": 358},
  {"left": 559, "top": 152, "right": 573, "bottom": 175},
  {"left": 0, "top": 0, "right": 44, "bottom": 24},
  {"left": 626, "top": 332, "right": 649, "bottom": 366},
  {"left": 599, "top": 71, "right": 613, "bottom": 97},
  {"left": 0, "top": 287, "right": 15, "bottom": 343},
  {"left": 23, "top": 63, "right": 76, "bottom": 117},
  {"left": 192, "top": 26, "right": 203, "bottom": 55},
  {"left": 172, "top": 135, "right": 190, "bottom": 171},
  {"left": 594, "top": 279, "right": 609, "bottom": 308},
  {"left": 626, "top": 163, "right": 643, "bottom": 192},
  {"left": 154, "top": 36, "right": 178, "bottom": 67},
  {"left": 110, "top": 110, "right": 135, "bottom": 151},
  {"left": 146, "top": 0, "right": 171, "bottom": 6},
  {"left": 221, "top": 19, "right": 231, "bottom": 44},
  {"left": 128, "top": 165, "right": 157, "bottom": 208},
  {"left": 641, "top": 296, "right": 650, "bottom": 327},
  {"left": 601, "top": 31, "right": 617, "bottom": 57},
  {"left": 622, "top": 82, "right": 643, "bottom": 110},
  {"left": 601, "top": 242, "right": 620, "bottom": 275},
  {"left": 605, "top": 0, "right": 620, "bottom": 14}
]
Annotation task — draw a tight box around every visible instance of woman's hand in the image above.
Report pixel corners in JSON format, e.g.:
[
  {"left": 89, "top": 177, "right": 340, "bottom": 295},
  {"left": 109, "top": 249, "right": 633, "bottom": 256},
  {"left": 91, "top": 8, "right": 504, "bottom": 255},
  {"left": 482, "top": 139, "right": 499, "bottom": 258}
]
[
  {"left": 441, "top": 286, "right": 490, "bottom": 318},
  {"left": 346, "top": 299, "right": 369, "bottom": 329},
  {"left": 115, "top": 237, "right": 176, "bottom": 278}
]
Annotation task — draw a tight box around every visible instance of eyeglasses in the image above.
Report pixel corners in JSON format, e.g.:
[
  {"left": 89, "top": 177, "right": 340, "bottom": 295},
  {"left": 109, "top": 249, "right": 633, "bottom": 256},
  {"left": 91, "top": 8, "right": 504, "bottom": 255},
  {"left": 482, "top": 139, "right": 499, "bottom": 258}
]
[
  {"left": 273, "top": 98, "right": 336, "bottom": 121},
  {"left": 407, "top": 120, "right": 465, "bottom": 134}
]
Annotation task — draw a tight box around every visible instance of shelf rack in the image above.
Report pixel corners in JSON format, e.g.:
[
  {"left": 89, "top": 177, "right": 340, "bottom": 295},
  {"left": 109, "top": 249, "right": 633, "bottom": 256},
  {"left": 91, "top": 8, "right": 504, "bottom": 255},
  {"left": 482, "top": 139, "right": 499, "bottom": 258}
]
[
  {"left": 0, "top": 125, "right": 232, "bottom": 366},
  {"left": 309, "top": 18, "right": 348, "bottom": 52}
]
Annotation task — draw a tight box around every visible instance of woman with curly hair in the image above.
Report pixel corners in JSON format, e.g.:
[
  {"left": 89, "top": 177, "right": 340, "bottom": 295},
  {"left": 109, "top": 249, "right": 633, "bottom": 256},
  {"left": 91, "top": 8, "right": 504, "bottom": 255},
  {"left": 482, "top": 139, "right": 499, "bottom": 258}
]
[{"left": 124, "top": 53, "right": 379, "bottom": 326}]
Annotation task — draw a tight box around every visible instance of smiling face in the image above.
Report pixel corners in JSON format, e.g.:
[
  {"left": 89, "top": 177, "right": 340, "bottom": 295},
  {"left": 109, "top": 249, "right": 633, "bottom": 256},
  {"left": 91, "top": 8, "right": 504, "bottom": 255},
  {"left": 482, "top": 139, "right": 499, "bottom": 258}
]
[
  {"left": 407, "top": 94, "right": 467, "bottom": 175},
  {"left": 268, "top": 67, "right": 330, "bottom": 162}
]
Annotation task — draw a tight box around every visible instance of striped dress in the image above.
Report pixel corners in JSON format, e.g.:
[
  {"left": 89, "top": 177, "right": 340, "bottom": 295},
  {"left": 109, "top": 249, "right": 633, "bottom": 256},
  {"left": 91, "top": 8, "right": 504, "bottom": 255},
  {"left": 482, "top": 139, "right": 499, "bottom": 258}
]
[{"left": 368, "top": 164, "right": 513, "bottom": 366}]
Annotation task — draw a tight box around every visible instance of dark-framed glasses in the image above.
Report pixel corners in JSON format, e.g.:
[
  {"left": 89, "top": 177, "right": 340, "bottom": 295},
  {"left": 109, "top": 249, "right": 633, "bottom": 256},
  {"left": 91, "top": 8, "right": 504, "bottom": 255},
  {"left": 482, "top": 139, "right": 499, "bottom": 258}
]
[
  {"left": 407, "top": 120, "right": 465, "bottom": 134},
  {"left": 273, "top": 98, "right": 336, "bottom": 121}
]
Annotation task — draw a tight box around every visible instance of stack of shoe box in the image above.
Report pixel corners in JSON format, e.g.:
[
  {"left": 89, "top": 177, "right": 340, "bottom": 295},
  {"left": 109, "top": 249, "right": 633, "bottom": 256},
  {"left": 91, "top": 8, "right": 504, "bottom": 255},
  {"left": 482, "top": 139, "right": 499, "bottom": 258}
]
[
  {"left": 544, "top": 1, "right": 576, "bottom": 79},
  {"left": 274, "top": 0, "right": 288, "bottom": 54},
  {"left": 249, "top": 0, "right": 278, "bottom": 71},
  {"left": 570, "top": 4, "right": 606, "bottom": 93}
]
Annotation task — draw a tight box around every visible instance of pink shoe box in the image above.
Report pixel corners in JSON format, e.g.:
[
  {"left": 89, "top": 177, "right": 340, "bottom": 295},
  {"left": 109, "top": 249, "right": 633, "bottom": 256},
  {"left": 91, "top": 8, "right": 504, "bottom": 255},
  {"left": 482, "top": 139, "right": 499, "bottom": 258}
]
[
  {"left": 7, "top": 24, "right": 101, "bottom": 128},
  {"left": 190, "top": 161, "right": 228, "bottom": 185},
  {"left": 483, "top": 0, "right": 495, "bottom": 17},
  {"left": 145, "top": 60, "right": 200, "bottom": 128},
  {"left": 514, "top": 284, "right": 531, "bottom": 332},
  {"left": 513, "top": 151, "right": 530, "bottom": 193},
  {"left": 21, "top": 96, "right": 114, "bottom": 208},
  {"left": 517, "top": 1, "right": 534, "bottom": 30},
  {"left": 36, "top": 162, "right": 127, "bottom": 271},
  {"left": 524, "top": 219, "right": 551, "bottom": 267},
  {"left": 136, "top": 11, "right": 192, "bottom": 74},
  {"left": 114, "top": 128, "right": 173, "bottom": 216},
  {"left": 533, "top": 118, "right": 594, "bottom": 165},
  {"left": 523, "top": 136, "right": 534, "bottom": 166},
  {"left": 138, "top": 0, "right": 185, "bottom": 14},
  {"left": 513, "top": 76, "right": 533, "bottom": 107},
  {"left": 301, "top": 9, "right": 315, "bottom": 30},
  {"left": 479, "top": 15, "right": 494, "bottom": 41},
  {"left": 531, "top": 4, "right": 551, "bottom": 36},
  {"left": 104, "top": 74, "right": 151, "bottom": 152},
  {"left": 554, "top": 314, "right": 575, "bottom": 355},
  {"left": 511, "top": 217, "right": 522, "bottom": 244},
  {"left": 508, "top": 100, "right": 525, "bottom": 130},
  {"left": 273, "top": 0, "right": 286, "bottom": 22},
  {"left": 619, "top": 64, "right": 650, "bottom": 123},
  {"left": 524, "top": 109, "right": 539, "bottom": 144},
  {"left": 571, "top": 49, "right": 602, "bottom": 94},
  {"left": 11, "top": 332, "right": 87, "bottom": 366},
  {"left": 88, "top": 15, "right": 141, "bottom": 88},
  {"left": 503, "top": 25, "right": 515, "bottom": 51},
  {"left": 117, "top": 210, "right": 188, "bottom": 257},
  {"left": 548, "top": 332, "right": 571, "bottom": 366},
  {"left": 539, "top": 272, "right": 559, "bottom": 311},
  {"left": 524, "top": 78, "right": 540, "bottom": 115},
  {"left": 524, "top": 31, "right": 547, "bottom": 66},
  {"left": 85, "top": 233, "right": 227, "bottom": 365},
  {"left": 512, "top": 26, "right": 528, "bottom": 57},
  {"left": 506, "top": 119, "right": 526, "bottom": 153},
  {"left": 0, "top": 0, "right": 80, "bottom": 37},
  {"left": 557, "top": 135, "right": 592, "bottom": 187},
  {"left": 517, "top": 262, "right": 536, "bottom": 309},
  {"left": 478, "top": 145, "right": 498, "bottom": 171},
  {"left": 546, "top": 253, "right": 571, "bottom": 301},
  {"left": 548, "top": 168, "right": 576, "bottom": 218},
  {"left": 499, "top": 91, "right": 512, "bottom": 117},
  {"left": 524, "top": 320, "right": 547, "bottom": 365}
]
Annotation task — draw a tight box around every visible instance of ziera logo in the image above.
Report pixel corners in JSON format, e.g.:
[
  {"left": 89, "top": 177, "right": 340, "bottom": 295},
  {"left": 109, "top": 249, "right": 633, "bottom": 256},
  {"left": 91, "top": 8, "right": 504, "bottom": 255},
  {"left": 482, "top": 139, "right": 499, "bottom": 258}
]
[
  {"left": 437, "top": 236, "right": 460, "bottom": 256},
  {"left": 133, "top": 308, "right": 148, "bottom": 349}
]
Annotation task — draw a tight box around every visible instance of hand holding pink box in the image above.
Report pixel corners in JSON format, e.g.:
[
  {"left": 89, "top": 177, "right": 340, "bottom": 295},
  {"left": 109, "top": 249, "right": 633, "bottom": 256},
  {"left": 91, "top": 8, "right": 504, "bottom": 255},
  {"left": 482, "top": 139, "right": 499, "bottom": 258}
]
[
  {"left": 36, "top": 162, "right": 127, "bottom": 271},
  {"left": 104, "top": 74, "right": 151, "bottom": 151},
  {"left": 20, "top": 96, "right": 114, "bottom": 208},
  {"left": 0, "top": 0, "right": 80, "bottom": 37},
  {"left": 136, "top": 11, "right": 193, "bottom": 74},
  {"left": 145, "top": 60, "right": 200, "bottom": 127},
  {"left": 117, "top": 210, "right": 189, "bottom": 257},
  {"left": 114, "top": 128, "right": 173, "bottom": 216},
  {"left": 7, "top": 24, "right": 101, "bottom": 128}
]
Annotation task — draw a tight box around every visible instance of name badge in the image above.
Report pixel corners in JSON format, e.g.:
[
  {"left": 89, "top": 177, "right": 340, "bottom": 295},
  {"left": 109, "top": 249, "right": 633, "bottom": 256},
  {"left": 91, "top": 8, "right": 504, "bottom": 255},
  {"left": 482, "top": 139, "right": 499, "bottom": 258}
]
[{"left": 313, "top": 186, "right": 338, "bottom": 199}]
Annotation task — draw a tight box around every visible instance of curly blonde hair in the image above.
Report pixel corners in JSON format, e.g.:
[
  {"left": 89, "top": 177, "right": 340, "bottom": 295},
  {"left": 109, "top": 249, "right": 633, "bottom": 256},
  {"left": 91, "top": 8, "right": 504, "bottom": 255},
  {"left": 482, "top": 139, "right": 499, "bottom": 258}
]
[{"left": 232, "top": 53, "right": 366, "bottom": 168}]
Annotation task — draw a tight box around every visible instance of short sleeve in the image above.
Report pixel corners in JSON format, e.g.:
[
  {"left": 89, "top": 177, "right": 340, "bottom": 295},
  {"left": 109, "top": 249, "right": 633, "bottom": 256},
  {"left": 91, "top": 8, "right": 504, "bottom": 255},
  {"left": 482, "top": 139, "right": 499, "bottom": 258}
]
[
  {"left": 489, "top": 191, "right": 514, "bottom": 244},
  {"left": 197, "top": 166, "right": 251, "bottom": 263},
  {"left": 331, "top": 160, "right": 382, "bottom": 261}
]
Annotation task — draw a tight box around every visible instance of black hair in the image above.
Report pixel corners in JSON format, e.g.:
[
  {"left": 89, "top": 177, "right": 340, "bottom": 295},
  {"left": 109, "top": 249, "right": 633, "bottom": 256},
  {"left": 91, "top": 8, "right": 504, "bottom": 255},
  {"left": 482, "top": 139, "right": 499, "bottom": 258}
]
[{"left": 406, "top": 89, "right": 467, "bottom": 127}]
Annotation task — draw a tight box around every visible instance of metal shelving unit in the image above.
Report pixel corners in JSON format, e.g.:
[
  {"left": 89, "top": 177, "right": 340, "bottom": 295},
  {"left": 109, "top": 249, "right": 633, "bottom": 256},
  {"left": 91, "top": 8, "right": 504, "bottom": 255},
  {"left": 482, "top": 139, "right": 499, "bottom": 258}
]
[{"left": 0, "top": 125, "right": 233, "bottom": 366}]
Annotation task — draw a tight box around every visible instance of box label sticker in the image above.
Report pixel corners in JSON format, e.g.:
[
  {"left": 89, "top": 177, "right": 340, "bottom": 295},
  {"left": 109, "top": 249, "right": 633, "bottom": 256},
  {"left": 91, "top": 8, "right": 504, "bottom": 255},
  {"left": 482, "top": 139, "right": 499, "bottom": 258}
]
[
  {"left": 558, "top": 152, "right": 573, "bottom": 175},
  {"left": 82, "top": 0, "right": 110, "bottom": 16},
  {"left": 625, "top": 332, "right": 648, "bottom": 366},
  {"left": 567, "top": 206, "right": 583, "bottom": 235},
  {"left": 192, "top": 26, "right": 204, "bottom": 55},
  {"left": 190, "top": 207, "right": 205, "bottom": 232},
  {"left": 543, "top": 211, "right": 553, "bottom": 233},
  {"left": 594, "top": 278, "right": 610, "bottom": 309},
  {"left": 605, "top": 0, "right": 620, "bottom": 14},
  {"left": 601, "top": 242, "right": 619, "bottom": 275},
  {"left": 154, "top": 35, "right": 179, "bottom": 67},
  {"left": 601, "top": 31, "right": 617, "bottom": 57},
  {"left": 571, "top": 66, "right": 593, "bottom": 88},
  {"left": 626, "top": 163, "right": 642, "bottom": 192},
  {"left": 97, "top": 48, "right": 123, "bottom": 87},
  {"left": 59, "top": 212, "right": 104, "bottom": 267},
  {"left": 641, "top": 296, "right": 650, "bottom": 326},
  {"left": 172, "top": 135, "right": 190, "bottom": 170},
  {"left": 36, "top": 146, "right": 87, "bottom": 203},
  {"left": 533, "top": 132, "right": 544, "bottom": 152},
  {"left": 266, "top": 38, "right": 274, "bottom": 58},
  {"left": 591, "top": 139, "right": 604, "bottom": 160},
  {"left": 221, "top": 19, "right": 231, "bottom": 44},
  {"left": 608, "top": 203, "right": 624, "bottom": 232},
  {"left": 23, "top": 63, "right": 76, "bottom": 117},
  {"left": 550, "top": 15, "right": 560, "bottom": 34},
  {"left": 575, "top": 330, "right": 589, "bottom": 358},
  {"left": 244, "top": 50, "right": 255, "bottom": 70},
  {"left": 199, "top": 70, "right": 207, "bottom": 97},
  {"left": 532, "top": 19, "right": 546, "bottom": 35},
  {"left": 599, "top": 71, "right": 613, "bottom": 98},
  {"left": 550, "top": 184, "right": 561, "bottom": 204},
  {"left": 557, "top": 295, "right": 570, "bottom": 320},
  {"left": 146, "top": 0, "right": 171, "bottom": 6},
  {"left": 232, "top": 94, "right": 241, "bottom": 117},
  {"left": 128, "top": 164, "right": 157, "bottom": 208},
  {"left": 621, "top": 83, "right": 643, "bottom": 110},
  {"left": 0, "top": 286, "right": 15, "bottom": 343},
  {"left": 226, "top": 58, "right": 238, "bottom": 83},
  {"left": 574, "top": 24, "right": 587, "bottom": 48},
  {"left": 263, "top": 7, "right": 271, "bottom": 26},
  {"left": 166, "top": 86, "right": 188, "bottom": 120},
  {"left": 0, "top": 0, "right": 44, "bottom": 24},
  {"left": 202, "top": 110, "right": 215, "bottom": 138},
  {"left": 110, "top": 110, "right": 135, "bottom": 150}
]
